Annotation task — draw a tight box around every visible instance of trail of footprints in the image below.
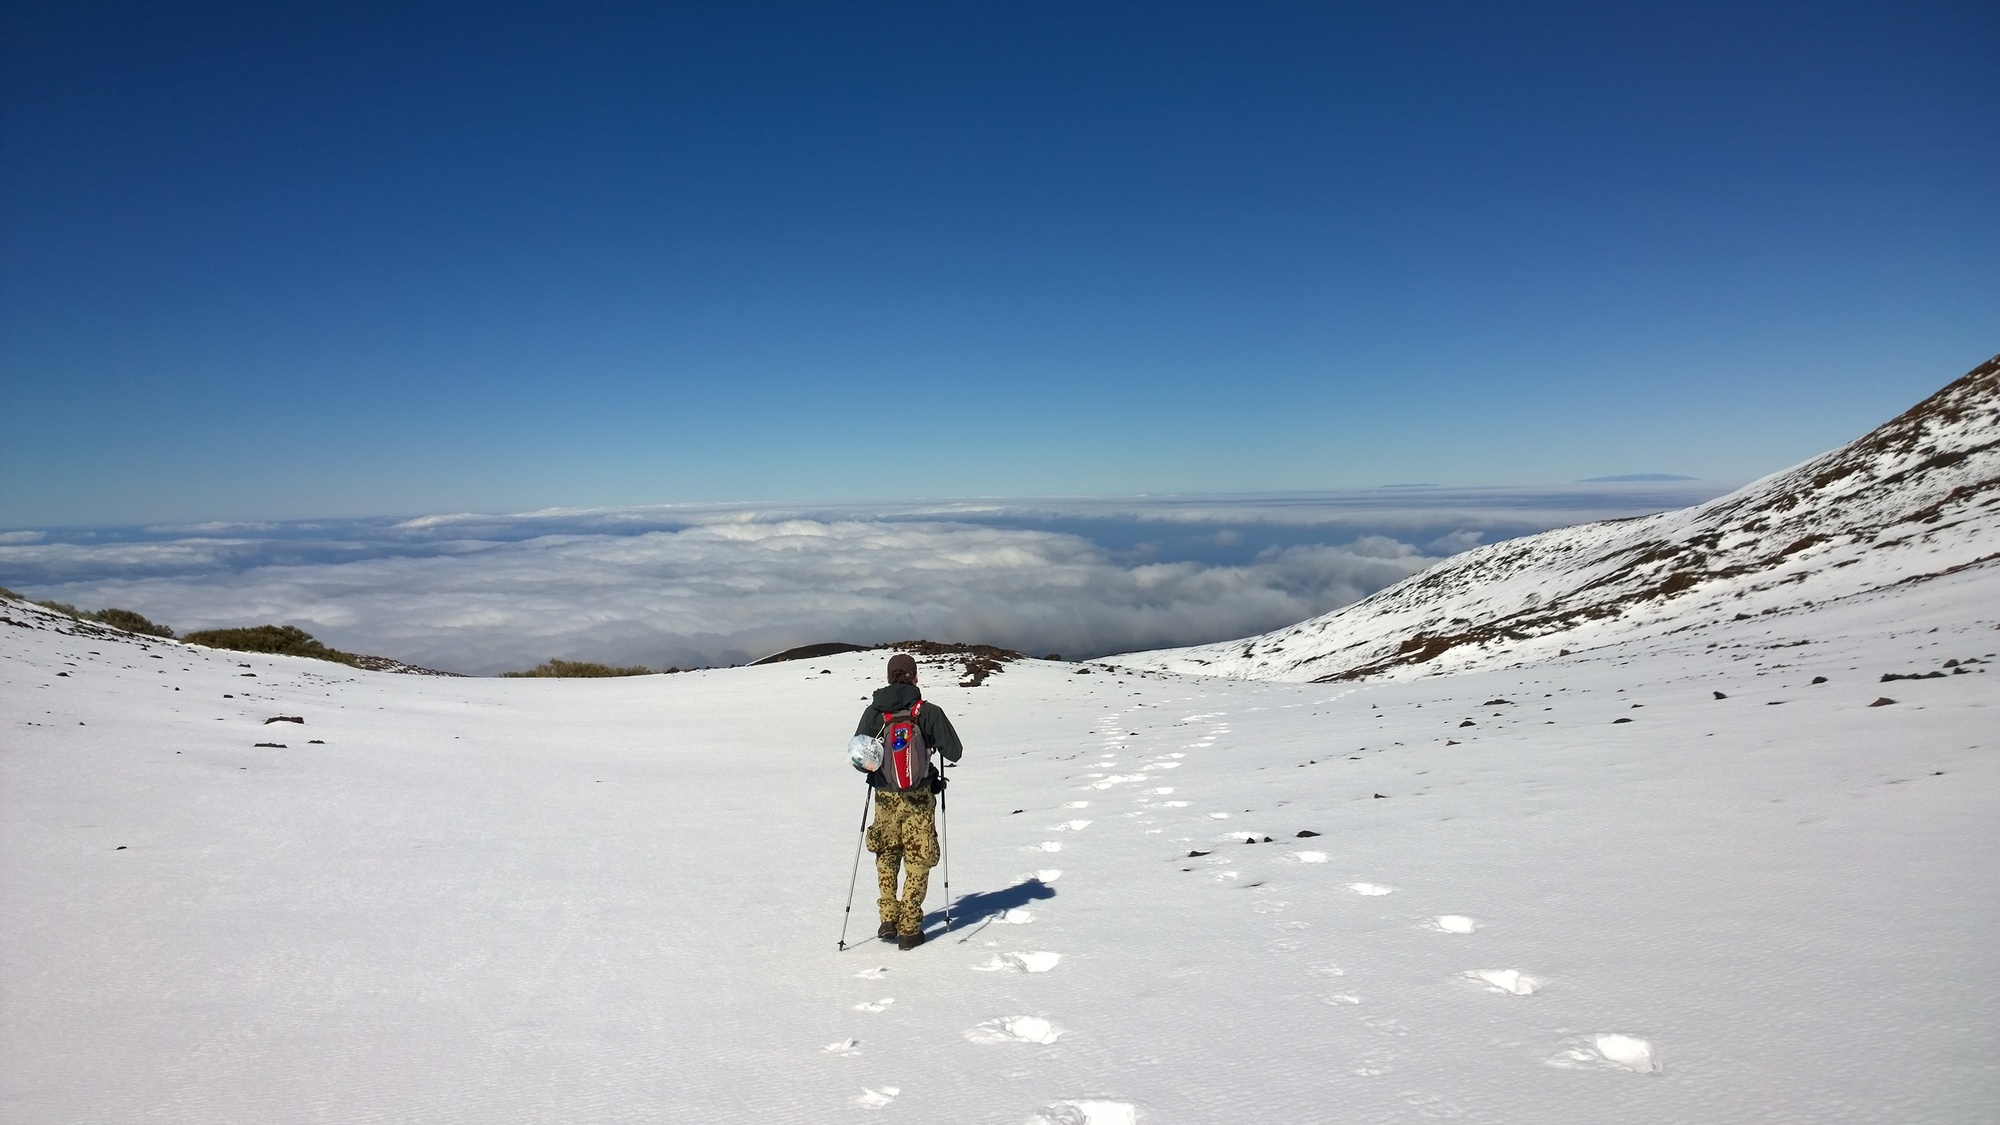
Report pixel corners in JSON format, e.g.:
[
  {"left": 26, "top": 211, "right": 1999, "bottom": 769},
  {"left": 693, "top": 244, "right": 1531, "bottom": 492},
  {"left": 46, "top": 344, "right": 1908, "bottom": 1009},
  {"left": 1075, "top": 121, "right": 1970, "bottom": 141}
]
[
  {"left": 831, "top": 701, "right": 1656, "bottom": 1118},
  {"left": 828, "top": 708, "right": 1187, "bottom": 1120},
  {"left": 1299, "top": 849, "right": 1655, "bottom": 1079},
  {"left": 833, "top": 865, "right": 1085, "bottom": 1114}
]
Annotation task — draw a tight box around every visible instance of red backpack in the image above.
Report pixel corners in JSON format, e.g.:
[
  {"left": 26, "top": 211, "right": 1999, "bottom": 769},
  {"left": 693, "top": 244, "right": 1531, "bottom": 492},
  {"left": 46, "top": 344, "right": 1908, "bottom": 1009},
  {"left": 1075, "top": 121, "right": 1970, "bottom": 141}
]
[{"left": 876, "top": 702, "right": 931, "bottom": 791}]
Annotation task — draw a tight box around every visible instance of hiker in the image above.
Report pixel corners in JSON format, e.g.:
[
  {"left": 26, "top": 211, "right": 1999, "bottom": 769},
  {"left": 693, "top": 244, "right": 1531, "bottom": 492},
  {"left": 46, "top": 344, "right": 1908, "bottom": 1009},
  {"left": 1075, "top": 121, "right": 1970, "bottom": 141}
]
[{"left": 853, "top": 652, "right": 963, "bottom": 950}]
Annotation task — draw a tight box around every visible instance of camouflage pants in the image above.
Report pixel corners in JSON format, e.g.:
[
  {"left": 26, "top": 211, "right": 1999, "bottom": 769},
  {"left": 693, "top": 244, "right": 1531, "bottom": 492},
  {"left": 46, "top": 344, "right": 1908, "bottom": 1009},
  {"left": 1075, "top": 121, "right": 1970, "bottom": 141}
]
[{"left": 868, "top": 788, "right": 939, "bottom": 936}]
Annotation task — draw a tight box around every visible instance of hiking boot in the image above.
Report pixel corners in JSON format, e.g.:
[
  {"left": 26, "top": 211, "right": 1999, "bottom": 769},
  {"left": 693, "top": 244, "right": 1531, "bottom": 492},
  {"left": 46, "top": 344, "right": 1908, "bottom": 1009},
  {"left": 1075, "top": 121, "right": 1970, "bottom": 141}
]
[
  {"left": 896, "top": 929, "right": 926, "bottom": 951},
  {"left": 877, "top": 921, "right": 898, "bottom": 941}
]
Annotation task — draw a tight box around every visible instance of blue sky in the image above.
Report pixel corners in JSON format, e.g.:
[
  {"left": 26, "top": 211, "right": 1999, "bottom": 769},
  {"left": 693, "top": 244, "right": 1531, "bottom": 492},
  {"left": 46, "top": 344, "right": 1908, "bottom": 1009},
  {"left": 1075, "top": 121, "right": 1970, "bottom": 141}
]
[{"left": 2, "top": 1, "right": 1995, "bottom": 527}]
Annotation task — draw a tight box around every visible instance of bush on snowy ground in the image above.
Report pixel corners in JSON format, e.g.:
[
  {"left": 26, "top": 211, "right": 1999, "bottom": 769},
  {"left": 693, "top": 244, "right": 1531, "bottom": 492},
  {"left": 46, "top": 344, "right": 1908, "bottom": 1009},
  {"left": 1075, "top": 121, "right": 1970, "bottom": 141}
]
[
  {"left": 179, "top": 624, "right": 358, "bottom": 666},
  {"left": 500, "top": 658, "right": 657, "bottom": 678},
  {"left": 84, "top": 608, "right": 176, "bottom": 638},
  {"left": 8, "top": 592, "right": 177, "bottom": 639}
]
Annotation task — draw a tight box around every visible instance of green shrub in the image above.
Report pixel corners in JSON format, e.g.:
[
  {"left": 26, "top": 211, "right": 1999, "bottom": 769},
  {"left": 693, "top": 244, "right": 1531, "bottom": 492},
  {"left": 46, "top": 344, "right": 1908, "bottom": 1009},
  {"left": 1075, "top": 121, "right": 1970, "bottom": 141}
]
[
  {"left": 180, "top": 624, "right": 359, "bottom": 666},
  {"left": 33, "top": 599, "right": 85, "bottom": 618},
  {"left": 87, "top": 608, "right": 176, "bottom": 638},
  {"left": 502, "top": 658, "right": 654, "bottom": 678}
]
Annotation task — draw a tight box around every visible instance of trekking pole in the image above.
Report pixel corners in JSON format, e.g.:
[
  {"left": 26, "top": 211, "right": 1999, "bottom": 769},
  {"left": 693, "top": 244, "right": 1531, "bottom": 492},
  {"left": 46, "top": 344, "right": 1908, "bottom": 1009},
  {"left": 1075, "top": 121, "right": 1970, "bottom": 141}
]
[
  {"left": 940, "top": 762, "right": 952, "bottom": 933},
  {"left": 836, "top": 785, "right": 872, "bottom": 951}
]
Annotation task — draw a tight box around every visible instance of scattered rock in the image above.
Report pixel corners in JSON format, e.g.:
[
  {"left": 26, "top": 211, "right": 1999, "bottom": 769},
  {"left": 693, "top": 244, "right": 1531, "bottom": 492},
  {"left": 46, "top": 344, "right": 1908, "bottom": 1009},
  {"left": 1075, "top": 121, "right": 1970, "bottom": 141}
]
[
  {"left": 263, "top": 715, "right": 304, "bottom": 725},
  {"left": 1811, "top": 676, "right": 1828, "bottom": 684},
  {"left": 1458, "top": 719, "right": 1475, "bottom": 727},
  {"left": 1187, "top": 850, "right": 1210, "bottom": 857},
  {"left": 1483, "top": 698, "right": 1514, "bottom": 705},
  {"left": 254, "top": 742, "right": 286, "bottom": 748},
  {"left": 1713, "top": 691, "right": 1728, "bottom": 699},
  {"left": 1373, "top": 793, "right": 1388, "bottom": 799},
  {"left": 1869, "top": 697, "right": 1897, "bottom": 707},
  {"left": 1296, "top": 830, "right": 1320, "bottom": 837},
  {"left": 1881, "top": 670, "right": 1946, "bottom": 681},
  {"left": 1613, "top": 717, "right": 1634, "bottom": 724},
  {"left": 307, "top": 739, "right": 324, "bottom": 744}
]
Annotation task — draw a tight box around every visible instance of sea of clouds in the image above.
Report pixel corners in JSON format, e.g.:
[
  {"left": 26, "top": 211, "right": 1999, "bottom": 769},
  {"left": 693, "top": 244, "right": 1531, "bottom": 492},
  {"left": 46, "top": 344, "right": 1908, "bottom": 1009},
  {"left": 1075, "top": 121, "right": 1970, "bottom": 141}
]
[{"left": 0, "top": 484, "right": 1729, "bottom": 674}]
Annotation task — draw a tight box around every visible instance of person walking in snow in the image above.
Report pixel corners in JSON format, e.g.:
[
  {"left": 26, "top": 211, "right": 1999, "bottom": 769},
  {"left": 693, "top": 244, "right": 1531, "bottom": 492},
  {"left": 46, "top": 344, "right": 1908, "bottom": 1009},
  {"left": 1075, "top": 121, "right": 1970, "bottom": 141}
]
[{"left": 853, "top": 652, "right": 963, "bottom": 950}]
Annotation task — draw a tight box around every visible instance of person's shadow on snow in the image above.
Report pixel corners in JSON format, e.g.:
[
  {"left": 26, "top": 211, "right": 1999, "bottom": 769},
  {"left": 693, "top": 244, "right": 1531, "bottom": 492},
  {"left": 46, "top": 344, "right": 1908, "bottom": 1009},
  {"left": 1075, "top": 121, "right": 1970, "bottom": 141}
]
[{"left": 927, "top": 878, "right": 1057, "bottom": 934}]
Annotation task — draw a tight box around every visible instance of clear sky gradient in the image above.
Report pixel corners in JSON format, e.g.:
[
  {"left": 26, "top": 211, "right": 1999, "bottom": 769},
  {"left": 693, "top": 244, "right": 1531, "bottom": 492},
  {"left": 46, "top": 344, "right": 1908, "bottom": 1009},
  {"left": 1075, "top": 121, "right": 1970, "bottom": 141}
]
[{"left": 3, "top": 1, "right": 1995, "bottom": 526}]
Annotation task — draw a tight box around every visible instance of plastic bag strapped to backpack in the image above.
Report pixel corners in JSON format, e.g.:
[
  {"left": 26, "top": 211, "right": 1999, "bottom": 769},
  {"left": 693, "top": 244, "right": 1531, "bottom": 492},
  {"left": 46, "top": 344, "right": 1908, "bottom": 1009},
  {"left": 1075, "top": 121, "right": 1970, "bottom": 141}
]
[{"left": 848, "top": 734, "right": 883, "bottom": 772}]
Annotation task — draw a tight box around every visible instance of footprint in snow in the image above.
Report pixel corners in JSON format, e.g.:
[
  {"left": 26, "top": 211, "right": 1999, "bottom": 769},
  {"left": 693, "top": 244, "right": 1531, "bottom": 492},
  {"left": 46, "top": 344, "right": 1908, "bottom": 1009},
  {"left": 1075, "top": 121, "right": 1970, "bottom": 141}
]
[
  {"left": 1146, "top": 787, "right": 1173, "bottom": 794},
  {"left": 965, "top": 1015, "right": 1064, "bottom": 1045},
  {"left": 1347, "top": 882, "right": 1396, "bottom": 896},
  {"left": 852, "top": 998, "right": 896, "bottom": 1013},
  {"left": 823, "top": 1038, "right": 861, "bottom": 1056},
  {"left": 1350, "top": 1034, "right": 1398, "bottom": 1076},
  {"left": 1465, "top": 969, "right": 1541, "bottom": 995},
  {"left": 1029, "top": 841, "right": 1064, "bottom": 853},
  {"left": 1547, "top": 1033, "right": 1658, "bottom": 1073},
  {"left": 1207, "top": 812, "right": 1230, "bottom": 819},
  {"left": 1160, "top": 800, "right": 1189, "bottom": 808},
  {"left": 1427, "top": 915, "right": 1478, "bottom": 934},
  {"left": 1028, "top": 1099, "right": 1138, "bottom": 1125},
  {"left": 1291, "top": 850, "right": 1328, "bottom": 863},
  {"left": 854, "top": 966, "right": 890, "bottom": 979},
  {"left": 1362, "top": 1015, "right": 1409, "bottom": 1037},
  {"left": 855, "top": 1086, "right": 900, "bottom": 1108},
  {"left": 1066, "top": 800, "right": 1090, "bottom": 808},
  {"left": 1025, "top": 869, "right": 1063, "bottom": 882},
  {"left": 1050, "top": 820, "right": 1092, "bottom": 831},
  {"left": 1398, "top": 1090, "right": 1469, "bottom": 1119},
  {"left": 972, "top": 951, "right": 1063, "bottom": 974},
  {"left": 986, "top": 908, "right": 1035, "bottom": 924}
]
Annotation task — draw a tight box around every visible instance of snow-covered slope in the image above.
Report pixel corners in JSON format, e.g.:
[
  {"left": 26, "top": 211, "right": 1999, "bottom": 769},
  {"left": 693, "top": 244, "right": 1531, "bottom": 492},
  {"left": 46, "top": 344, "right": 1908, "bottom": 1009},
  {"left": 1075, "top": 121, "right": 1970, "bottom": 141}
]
[
  {"left": 1124, "top": 355, "right": 2000, "bottom": 682},
  {"left": 3, "top": 568, "right": 1996, "bottom": 1123}
]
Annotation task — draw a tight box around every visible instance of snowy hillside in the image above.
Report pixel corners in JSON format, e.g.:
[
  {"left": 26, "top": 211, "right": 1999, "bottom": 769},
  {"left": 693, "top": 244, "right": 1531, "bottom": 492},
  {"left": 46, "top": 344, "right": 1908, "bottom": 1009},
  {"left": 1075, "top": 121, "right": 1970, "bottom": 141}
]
[
  {"left": 4, "top": 564, "right": 1996, "bottom": 1122},
  {"left": 1123, "top": 355, "right": 2000, "bottom": 683}
]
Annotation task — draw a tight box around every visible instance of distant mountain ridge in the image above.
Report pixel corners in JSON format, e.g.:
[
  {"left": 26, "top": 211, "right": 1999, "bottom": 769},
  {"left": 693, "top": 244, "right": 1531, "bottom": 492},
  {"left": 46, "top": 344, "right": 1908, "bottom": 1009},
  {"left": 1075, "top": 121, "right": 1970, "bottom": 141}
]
[{"left": 1124, "top": 354, "right": 2000, "bottom": 682}]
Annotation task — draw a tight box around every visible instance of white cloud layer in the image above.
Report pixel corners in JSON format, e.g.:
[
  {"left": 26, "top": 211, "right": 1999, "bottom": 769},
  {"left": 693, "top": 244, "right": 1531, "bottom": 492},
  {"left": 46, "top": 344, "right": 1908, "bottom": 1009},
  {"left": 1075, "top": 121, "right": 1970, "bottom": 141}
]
[{"left": 2, "top": 485, "right": 1729, "bottom": 674}]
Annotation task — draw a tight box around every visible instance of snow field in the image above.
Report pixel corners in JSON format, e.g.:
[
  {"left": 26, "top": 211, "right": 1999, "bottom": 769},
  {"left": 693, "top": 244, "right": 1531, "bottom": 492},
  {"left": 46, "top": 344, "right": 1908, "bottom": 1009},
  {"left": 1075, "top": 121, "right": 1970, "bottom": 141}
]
[{"left": 3, "top": 565, "right": 1997, "bottom": 1122}]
